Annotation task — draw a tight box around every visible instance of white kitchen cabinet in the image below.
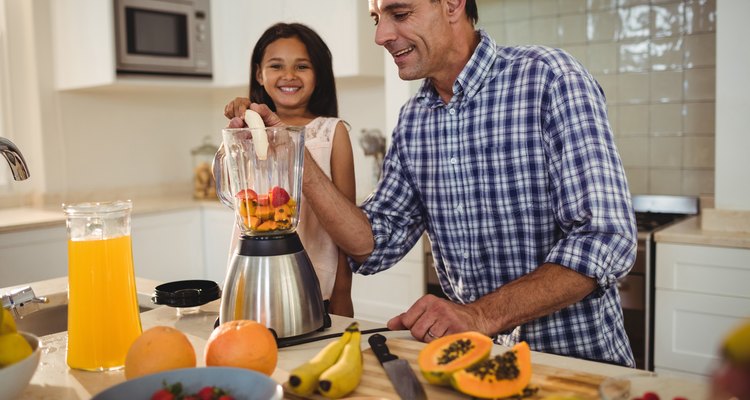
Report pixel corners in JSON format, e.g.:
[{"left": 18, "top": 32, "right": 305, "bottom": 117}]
[
  {"left": 654, "top": 243, "right": 750, "bottom": 378},
  {"left": 351, "top": 236, "right": 425, "bottom": 324},
  {"left": 0, "top": 225, "right": 67, "bottom": 287},
  {"left": 200, "top": 206, "right": 234, "bottom": 286},
  {"left": 50, "top": 0, "right": 117, "bottom": 91},
  {"left": 211, "top": 0, "right": 383, "bottom": 86},
  {"left": 131, "top": 209, "right": 205, "bottom": 282},
  {"left": 278, "top": 0, "right": 383, "bottom": 78},
  {"left": 50, "top": 0, "right": 381, "bottom": 90},
  {"left": 0, "top": 206, "right": 239, "bottom": 289}
]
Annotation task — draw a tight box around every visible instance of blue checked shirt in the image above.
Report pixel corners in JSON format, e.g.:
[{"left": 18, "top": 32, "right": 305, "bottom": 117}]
[{"left": 354, "top": 30, "right": 638, "bottom": 367}]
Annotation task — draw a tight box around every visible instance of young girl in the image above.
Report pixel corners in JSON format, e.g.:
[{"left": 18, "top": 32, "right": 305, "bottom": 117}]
[{"left": 224, "top": 23, "right": 355, "bottom": 317}]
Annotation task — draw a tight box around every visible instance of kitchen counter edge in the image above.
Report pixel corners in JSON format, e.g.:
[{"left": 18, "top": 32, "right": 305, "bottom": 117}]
[
  {"left": 0, "top": 197, "right": 226, "bottom": 233},
  {"left": 654, "top": 215, "right": 750, "bottom": 249}
]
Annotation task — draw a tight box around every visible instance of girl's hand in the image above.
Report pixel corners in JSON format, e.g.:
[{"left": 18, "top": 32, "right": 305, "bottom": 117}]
[
  {"left": 223, "top": 97, "right": 284, "bottom": 128},
  {"left": 223, "top": 97, "right": 252, "bottom": 119}
]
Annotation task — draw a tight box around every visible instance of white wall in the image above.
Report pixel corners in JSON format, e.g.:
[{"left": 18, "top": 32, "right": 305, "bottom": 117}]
[{"left": 715, "top": 0, "right": 750, "bottom": 211}]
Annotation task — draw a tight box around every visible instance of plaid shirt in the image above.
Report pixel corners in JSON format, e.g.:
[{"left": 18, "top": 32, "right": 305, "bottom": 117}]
[{"left": 355, "top": 30, "right": 637, "bottom": 367}]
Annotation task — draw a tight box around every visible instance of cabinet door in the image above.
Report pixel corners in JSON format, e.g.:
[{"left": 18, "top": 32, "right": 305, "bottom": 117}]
[
  {"left": 654, "top": 289, "right": 750, "bottom": 376},
  {"left": 221, "top": 0, "right": 383, "bottom": 83},
  {"left": 655, "top": 243, "right": 750, "bottom": 376},
  {"left": 201, "top": 206, "right": 235, "bottom": 285},
  {"left": 281, "top": 0, "right": 382, "bottom": 78},
  {"left": 210, "top": 1, "right": 284, "bottom": 88},
  {"left": 0, "top": 225, "right": 67, "bottom": 287},
  {"left": 51, "top": 0, "right": 116, "bottom": 90},
  {"left": 131, "top": 209, "right": 204, "bottom": 282}
]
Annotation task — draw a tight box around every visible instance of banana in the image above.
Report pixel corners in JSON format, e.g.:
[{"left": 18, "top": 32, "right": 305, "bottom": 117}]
[
  {"left": 287, "top": 322, "right": 356, "bottom": 396},
  {"left": 245, "top": 109, "right": 268, "bottom": 160},
  {"left": 317, "top": 323, "right": 363, "bottom": 399}
]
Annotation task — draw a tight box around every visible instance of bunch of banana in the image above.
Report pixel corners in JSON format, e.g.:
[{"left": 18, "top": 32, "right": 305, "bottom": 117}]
[{"left": 286, "top": 322, "right": 362, "bottom": 399}]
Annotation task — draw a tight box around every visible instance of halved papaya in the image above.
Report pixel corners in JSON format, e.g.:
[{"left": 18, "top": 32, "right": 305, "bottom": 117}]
[
  {"left": 417, "top": 331, "right": 493, "bottom": 385},
  {"left": 450, "top": 341, "right": 532, "bottom": 399}
]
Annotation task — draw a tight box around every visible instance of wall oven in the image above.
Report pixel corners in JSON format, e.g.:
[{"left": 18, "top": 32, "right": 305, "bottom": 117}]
[{"left": 114, "top": 0, "right": 212, "bottom": 77}]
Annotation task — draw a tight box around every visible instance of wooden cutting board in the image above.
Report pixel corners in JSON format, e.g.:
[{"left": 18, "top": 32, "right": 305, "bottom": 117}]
[{"left": 284, "top": 338, "right": 607, "bottom": 399}]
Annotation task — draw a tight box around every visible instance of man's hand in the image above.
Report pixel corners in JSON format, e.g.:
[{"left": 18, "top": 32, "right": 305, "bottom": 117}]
[
  {"left": 387, "top": 294, "right": 492, "bottom": 343},
  {"left": 223, "top": 97, "right": 284, "bottom": 128}
]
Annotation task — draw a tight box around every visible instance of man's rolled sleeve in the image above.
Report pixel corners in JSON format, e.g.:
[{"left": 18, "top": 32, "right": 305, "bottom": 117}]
[{"left": 545, "top": 231, "right": 636, "bottom": 294}]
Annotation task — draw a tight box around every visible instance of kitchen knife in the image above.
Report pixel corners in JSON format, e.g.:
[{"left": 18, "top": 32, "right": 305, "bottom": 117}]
[{"left": 368, "top": 334, "right": 427, "bottom": 400}]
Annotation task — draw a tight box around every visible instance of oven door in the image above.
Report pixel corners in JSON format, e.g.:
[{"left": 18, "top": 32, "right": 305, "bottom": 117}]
[{"left": 115, "top": 0, "right": 207, "bottom": 74}]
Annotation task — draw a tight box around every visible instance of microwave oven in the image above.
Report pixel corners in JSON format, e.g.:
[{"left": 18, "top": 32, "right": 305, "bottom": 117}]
[{"left": 114, "top": 0, "right": 212, "bottom": 77}]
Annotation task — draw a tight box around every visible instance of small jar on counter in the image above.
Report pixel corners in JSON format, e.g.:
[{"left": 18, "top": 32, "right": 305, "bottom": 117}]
[{"left": 191, "top": 136, "right": 218, "bottom": 200}]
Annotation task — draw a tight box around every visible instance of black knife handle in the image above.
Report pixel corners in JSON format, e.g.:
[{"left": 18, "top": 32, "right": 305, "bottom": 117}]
[{"left": 368, "top": 333, "right": 398, "bottom": 365}]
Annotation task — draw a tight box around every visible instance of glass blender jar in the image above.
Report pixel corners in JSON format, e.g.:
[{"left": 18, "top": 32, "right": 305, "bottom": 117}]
[{"left": 214, "top": 126, "right": 326, "bottom": 340}]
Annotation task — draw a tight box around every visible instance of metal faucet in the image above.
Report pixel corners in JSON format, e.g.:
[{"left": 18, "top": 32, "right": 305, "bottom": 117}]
[
  {"left": 0, "top": 137, "right": 30, "bottom": 180},
  {"left": 1, "top": 286, "right": 48, "bottom": 318}
]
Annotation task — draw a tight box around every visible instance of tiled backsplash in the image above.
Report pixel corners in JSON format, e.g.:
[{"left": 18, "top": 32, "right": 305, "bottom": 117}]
[{"left": 478, "top": 0, "right": 716, "bottom": 196}]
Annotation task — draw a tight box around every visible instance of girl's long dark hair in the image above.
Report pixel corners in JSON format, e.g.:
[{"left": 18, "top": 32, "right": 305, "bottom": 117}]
[{"left": 249, "top": 23, "right": 338, "bottom": 117}]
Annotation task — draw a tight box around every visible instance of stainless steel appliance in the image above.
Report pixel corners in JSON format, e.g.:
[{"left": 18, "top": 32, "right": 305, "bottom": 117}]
[
  {"left": 623, "top": 194, "right": 699, "bottom": 370},
  {"left": 114, "top": 0, "right": 212, "bottom": 77},
  {"left": 214, "top": 126, "right": 327, "bottom": 342}
]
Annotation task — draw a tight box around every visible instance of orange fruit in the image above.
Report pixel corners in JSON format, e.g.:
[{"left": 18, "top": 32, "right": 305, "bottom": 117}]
[
  {"left": 124, "top": 326, "right": 196, "bottom": 379},
  {"left": 204, "top": 320, "right": 277, "bottom": 376}
]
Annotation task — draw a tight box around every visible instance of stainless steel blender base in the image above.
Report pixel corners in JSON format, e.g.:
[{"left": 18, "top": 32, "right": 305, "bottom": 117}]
[{"left": 219, "top": 233, "right": 327, "bottom": 339}]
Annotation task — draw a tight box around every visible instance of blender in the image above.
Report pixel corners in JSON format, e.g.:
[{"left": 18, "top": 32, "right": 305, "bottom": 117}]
[{"left": 213, "top": 126, "right": 327, "bottom": 341}]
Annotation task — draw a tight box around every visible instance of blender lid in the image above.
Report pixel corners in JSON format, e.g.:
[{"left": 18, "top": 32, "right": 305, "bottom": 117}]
[{"left": 152, "top": 280, "right": 221, "bottom": 308}]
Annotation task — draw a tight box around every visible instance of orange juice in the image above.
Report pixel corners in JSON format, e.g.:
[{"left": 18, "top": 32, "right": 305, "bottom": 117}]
[{"left": 66, "top": 234, "right": 142, "bottom": 371}]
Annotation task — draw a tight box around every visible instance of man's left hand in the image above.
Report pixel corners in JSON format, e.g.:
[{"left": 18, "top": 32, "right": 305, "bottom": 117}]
[{"left": 386, "top": 294, "right": 491, "bottom": 342}]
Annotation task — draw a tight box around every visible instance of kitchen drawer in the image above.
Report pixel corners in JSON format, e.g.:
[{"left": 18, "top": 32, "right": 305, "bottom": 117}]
[
  {"left": 656, "top": 243, "right": 750, "bottom": 298},
  {"left": 0, "top": 225, "right": 67, "bottom": 286},
  {"left": 654, "top": 288, "right": 750, "bottom": 376}
]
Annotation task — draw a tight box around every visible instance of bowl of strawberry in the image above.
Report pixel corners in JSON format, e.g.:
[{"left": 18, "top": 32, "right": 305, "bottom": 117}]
[
  {"left": 151, "top": 382, "right": 234, "bottom": 400},
  {"left": 599, "top": 373, "right": 702, "bottom": 400},
  {"left": 92, "top": 367, "right": 282, "bottom": 400}
]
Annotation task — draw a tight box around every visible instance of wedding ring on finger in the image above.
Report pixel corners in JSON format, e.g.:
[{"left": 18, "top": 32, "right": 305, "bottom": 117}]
[{"left": 427, "top": 330, "right": 438, "bottom": 339}]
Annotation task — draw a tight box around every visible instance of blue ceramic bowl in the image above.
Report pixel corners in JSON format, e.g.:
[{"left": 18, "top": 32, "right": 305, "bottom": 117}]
[{"left": 92, "top": 367, "right": 283, "bottom": 400}]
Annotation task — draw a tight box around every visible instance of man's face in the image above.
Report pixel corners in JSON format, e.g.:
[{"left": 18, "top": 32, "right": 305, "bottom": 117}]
[{"left": 369, "top": 0, "right": 451, "bottom": 81}]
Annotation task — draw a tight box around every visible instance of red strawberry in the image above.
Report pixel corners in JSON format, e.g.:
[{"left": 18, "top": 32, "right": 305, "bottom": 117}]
[
  {"left": 150, "top": 389, "right": 175, "bottom": 400},
  {"left": 235, "top": 189, "right": 258, "bottom": 201},
  {"left": 183, "top": 396, "right": 198, "bottom": 400},
  {"left": 197, "top": 386, "right": 215, "bottom": 400},
  {"left": 270, "top": 186, "right": 290, "bottom": 207},
  {"left": 217, "top": 395, "right": 235, "bottom": 400},
  {"left": 643, "top": 392, "right": 660, "bottom": 400}
]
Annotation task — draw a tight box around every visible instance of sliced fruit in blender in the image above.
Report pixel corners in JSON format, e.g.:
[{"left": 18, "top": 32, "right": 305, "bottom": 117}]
[
  {"left": 256, "top": 220, "right": 278, "bottom": 232},
  {"left": 235, "top": 189, "right": 296, "bottom": 233},
  {"left": 270, "top": 186, "right": 290, "bottom": 207},
  {"left": 235, "top": 189, "right": 258, "bottom": 201}
]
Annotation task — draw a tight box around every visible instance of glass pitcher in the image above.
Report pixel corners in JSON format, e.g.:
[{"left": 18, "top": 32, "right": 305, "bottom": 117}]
[
  {"left": 63, "top": 200, "right": 142, "bottom": 371},
  {"left": 215, "top": 126, "right": 305, "bottom": 237}
]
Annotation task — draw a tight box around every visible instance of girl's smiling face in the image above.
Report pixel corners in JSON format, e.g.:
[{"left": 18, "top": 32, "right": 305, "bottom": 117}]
[{"left": 256, "top": 37, "right": 317, "bottom": 116}]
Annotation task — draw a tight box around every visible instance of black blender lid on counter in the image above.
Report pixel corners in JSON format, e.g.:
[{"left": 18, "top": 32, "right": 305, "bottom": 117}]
[{"left": 152, "top": 280, "right": 221, "bottom": 308}]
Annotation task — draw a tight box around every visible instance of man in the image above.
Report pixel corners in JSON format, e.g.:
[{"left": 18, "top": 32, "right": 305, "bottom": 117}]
[{"left": 227, "top": 0, "right": 637, "bottom": 367}]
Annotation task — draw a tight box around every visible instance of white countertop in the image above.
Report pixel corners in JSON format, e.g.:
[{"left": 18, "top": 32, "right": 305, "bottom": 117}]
[
  {"left": 4, "top": 277, "right": 710, "bottom": 400},
  {"left": 655, "top": 215, "right": 750, "bottom": 249},
  {"left": 0, "top": 196, "right": 224, "bottom": 233}
]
